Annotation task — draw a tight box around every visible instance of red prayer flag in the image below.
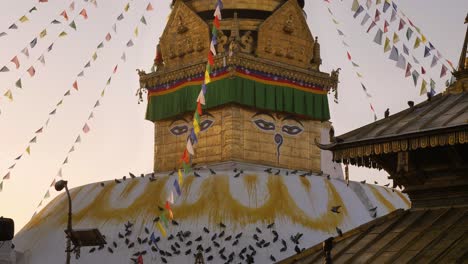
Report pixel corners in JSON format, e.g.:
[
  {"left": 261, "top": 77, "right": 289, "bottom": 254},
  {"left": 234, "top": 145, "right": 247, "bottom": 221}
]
[
  {"left": 73, "top": 80, "right": 78, "bottom": 90},
  {"left": 113, "top": 65, "right": 118, "bottom": 73},
  {"left": 208, "top": 52, "right": 214, "bottom": 66},
  {"left": 60, "top": 10, "right": 68, "bottom": 21},
  {"left": 79, "top": 9, "right": 88, "bottom": 19},
  {"left": 105, "top": 33, "right": 111, "bottom": 41},
  {"left": 214, "top": 16, "right": 220, "bottom": 29},
  {"left": 347, "top": 52, "right": 351, "bottom": 61},
  {"left": 146, "top": 3, "right": 153, "bottom": 11},
  {"left": 11, "top": 56, "right": 20, "bottom": 69},
  {"left": 197, "top": 101, "right": 202, "bottom": 115},
  {"left": 370, "top": 104, "right": 375, "bottom": 112},
  {"left": 27, "top": 66, "right": 35, "bottom": 77},
  {"left": 165, "top": 201, "right": 171, "bottom": 210},
  {"left": 39, "top": 0, "right": 48, "bottom": 2},
  {"left": 137, "top": 255, "right": 143, "bottom": 264},
  {"left": 383, "top": 20, "right": 389, "bottom": 33},
  {"left": 181, "top": 149, "right": 190, "bottom": 164},
  {"left": 421, "top": 67, "right": 426, "bottom": 74},
  {"left": 83, "top": 123, "right": 90, "bottom": 133}
]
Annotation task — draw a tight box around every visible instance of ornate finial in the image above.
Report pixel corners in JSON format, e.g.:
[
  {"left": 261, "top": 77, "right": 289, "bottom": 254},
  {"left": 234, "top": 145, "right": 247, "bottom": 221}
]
[
  {"left": 228, "top": 12, "right": 240, "bottom": 56},
  {"left": 457, "top": 13, "right": 468, "bottom": 71}
]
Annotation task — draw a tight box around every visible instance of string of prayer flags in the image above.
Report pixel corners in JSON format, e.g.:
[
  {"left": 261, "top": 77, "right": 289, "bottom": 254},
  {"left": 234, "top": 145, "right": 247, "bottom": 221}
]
[
  {"left": 375, "top": 9, "right": 381, "bottom": 22},
  {"left": 398, "top": 19, "right": 406, "bottom": 31},
  {"left": 396, "top": 54, "right": 406, "bottom": 70},
  {"left": 366, "top": 21, "right": 376, "bottom": 33}
]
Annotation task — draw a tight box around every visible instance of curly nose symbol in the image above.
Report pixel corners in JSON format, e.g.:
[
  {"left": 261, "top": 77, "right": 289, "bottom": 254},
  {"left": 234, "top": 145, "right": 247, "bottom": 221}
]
[{"left": 274, "top": 133, "right": 283, "bottom": 163}]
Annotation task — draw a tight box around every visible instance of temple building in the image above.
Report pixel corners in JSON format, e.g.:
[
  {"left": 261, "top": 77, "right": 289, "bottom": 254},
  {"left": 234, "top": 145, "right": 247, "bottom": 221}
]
[
  {"left": 11, "top": 1, "right": 409, "bottom": 263},
  {"left": 280, "top": 14, "right": 468, "bottom": 264}
]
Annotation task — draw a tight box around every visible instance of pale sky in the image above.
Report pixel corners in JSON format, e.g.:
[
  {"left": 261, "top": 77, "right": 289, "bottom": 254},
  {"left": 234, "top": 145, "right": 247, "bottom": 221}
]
[{"left": 0, "top": 0, "right": 466, "bottom": 232}]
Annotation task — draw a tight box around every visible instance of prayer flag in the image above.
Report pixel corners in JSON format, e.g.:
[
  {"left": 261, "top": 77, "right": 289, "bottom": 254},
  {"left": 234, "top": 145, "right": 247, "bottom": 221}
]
[
  {"left": 214, "top": 5, "right": 222, "bottom": 20},
  {"left": 389, "top": 46, "right": 399, "bottom": 61},
  {"left": 186, "top": 138, "right": 194, "bottom": 155},
  {"left": 0, "top": 32, "right": 6, "bottom": 37},
  {"left": 117, "top": 14, "right": 124, "bottom": 21},
  {"left": 174, "top": 180, "right": 181, "bottom": 196},
  {"left": 92, "top": 52, "right": 97, "bottom": 61},
  {"left": 79, "top": 9, "right": 88, "bottom": 19},
  {"left": 375, "top": 9, "right": 380, "bottom": 22},
  {"left": 105, "top": 33, "right": 111, "bottom": 41},
  {"left": 366, "top": 21, "right": 376, "bottom": 33},
  {"left": 383, "top": 0, "right": 390, "bottom": 13},
  {"left": 19, "top": 16, "right": 29, "bottom": 23},
  {"left": 59, "top": 31, "right": 67, "bottom": 37},
  {"left": 146, "top": 3, "right": 154, "bottom": 11},
  {"left": 414, "top": 37, "right": 421, "bottom": 49},
  {"left": 0, "top": 66, "right": 9, "bottom": 72},
  {"left": 373, "top": 29, "right": 383, "bottom": 45},
  {"left": 140, "top": 16, "right": 147, "bottom": 25},
  {"left": 383, "top": 20, "right": 389, "bottom": 33},
  {"left": 134, "top": 27, "right": 138, "bottom": 37},
  {"left": 197, "top": 89, "right": 205, "bottom": 105},
  {"left": 412, "top": 70, "right": 420, "bottom": 86},
  {"left": 351, "top": 0, "right": 359, "bottom": 12},
  {"left": 204, "top": 70, "right": 211, "bottom": 84},
  {"left": 156, "top": 222, "right": 166, "bottom": 237},
  {"left": 403, "top": 44, "right": 409, "bottom": 55},
  {"left": 69, "top": 1, "right": 75, "bottom": 11},
  {"left": 3, "top": 172, "right": 11, "bottom": 180},
  {"left": 4, "top": 90, "right": 13, "bottom": 101},
  {"left": 398, "top": 19, "right": 406, "bottom": 31},
  {"left": 124, "top": 3, "right": 130, "bottom": 12},
  {"left": 16, "top": 79, "right": 22, "bottom": 88},
  {"left": 69, "top": 20, "right": 77, "bottom": 30},
  {"left": 383, "top": 37, "right": 391, "bottom": 53},
  {"left": 347, "top": 52, "right": 352, "bottom": 60},
  {"left": 9, "top": 24, "right": 18, "bottom": 30},
  {"left": 27, "top": 66, "right": 35, "bottom": 77},
  {"left": 83, "top": 123, "right": 90, "bottom": 133},
  {"left": 30, "top": 136, "right": 37, "bottom": 143},
  {"left": 424, "top": 46, "right": 431, "bottom": 57},
  {"left": 197, "top": 101, "right": 203, "bottom": 115},
  {"left": 113, "top": 65, "right": 118, "bottom": 73},
  {"left": 440, "top": 65, "right": 448, "bottom": 78},
  {"left": 30, "top": 38, "right": 37, "bottom": 48},
  {"left": 178, "top": 169, "right": 183, "bottom": 185},
  {"left": 11, "top": 56, "right": 20, "bottom": 69},
  {"left": 181, "top": 149, "right": 190, "bottom": 164},
  {"left": 393, "top": 33, "right": 400, "bottom": 43},
  {"left": 420, "top": 79, "right": 427, "bottom": 95},
  {"left": 361, "top": 13, "right": 370, "bottom": 25},
  {"left": 421, "top": 34, "right": 427, "bottom": 43},
  {"left": 390, "top": 9, "right": 397, "bottom": 22},
  {"left": 22, "top": 47, "right": 29, "bottom": 58},
  {"left": 26, "top": 146, "right": 31, "bottom": 154},
  {"left": 353, "top": 5, "right": 364, "bottom": 18},
  {"left": 61, "top": 11, "right": 69, "bottom": 21},
  {"left": 406, "top": 28, "right": 413, "bottom": 40},
  {"left": 29, "top": 7, "right": 38, "bottom": 13},
  {"left": 396, "top": 54, "right": 406, "bottom": 70},
  {"left": 75, "top": 135, "right": 81, "bottom": 143},
  {"left": 337, "top": 29, "right": 344, "bottom": 36},
  {"left": 127, "top": 40, "right": 134, "bottom": 47},
  {"left": 431, "top": 55, "right": 438, "bottom": 67},
  {"left": 405, "top": 63, "right": 412, "bottom": 77},
  {"left": 190, "top": 128, "right": 198, "bottom": 145},
  {"left": 40, "top": 29, "right": 47, "bottom": 38},
  {"left": 73, "top": 80, "right": 78, "bottom": 90},
  {"left": 421, "top": 67, "right": 426, "bottom": 75}
]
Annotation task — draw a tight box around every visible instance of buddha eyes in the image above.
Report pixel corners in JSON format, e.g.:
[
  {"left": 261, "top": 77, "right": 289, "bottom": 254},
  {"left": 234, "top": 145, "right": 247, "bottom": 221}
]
[
  {"left": 170, "top": 125, "right": 189, "bottom": 136},
  {"left": 169, "top": 119, "right": 214, "bottom": 136},
  {"left": 254, "top": 119, "right": 276, "bottom": 131},
  {"left": 253, "top": 119, "right": 304, "bottom": 136},
  {"left": 200, "top": 119, "right": 214, "bottom": 131},
  {"left": 282, "top": 125, "right": 303, "bottom": 136}
]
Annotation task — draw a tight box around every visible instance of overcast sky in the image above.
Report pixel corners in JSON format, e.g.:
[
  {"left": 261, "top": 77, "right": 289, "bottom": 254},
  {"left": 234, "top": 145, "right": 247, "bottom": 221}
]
[{"left": 0, "top": 0, "right": 466, "bottom": 232}]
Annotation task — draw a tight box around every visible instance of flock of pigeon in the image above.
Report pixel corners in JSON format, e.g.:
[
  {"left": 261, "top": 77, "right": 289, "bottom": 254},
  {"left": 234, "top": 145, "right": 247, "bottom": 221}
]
[{"left": 86, "top": 167, "right": 389, "bottom": 263}]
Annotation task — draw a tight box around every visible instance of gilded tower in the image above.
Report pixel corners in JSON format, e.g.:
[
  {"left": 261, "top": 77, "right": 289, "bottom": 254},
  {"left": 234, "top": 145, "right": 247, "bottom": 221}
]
[{"left": 139, "top": 0, "right": 340, "bottom": 173}]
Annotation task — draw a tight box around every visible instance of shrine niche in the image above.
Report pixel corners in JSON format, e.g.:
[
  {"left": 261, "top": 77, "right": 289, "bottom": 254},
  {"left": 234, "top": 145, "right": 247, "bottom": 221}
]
[
  {"left": 257, "top": 0, "right": 315, "bottom": 69},
  {"left": 159, "top": 1, "right": 209, "bottom": 70}
]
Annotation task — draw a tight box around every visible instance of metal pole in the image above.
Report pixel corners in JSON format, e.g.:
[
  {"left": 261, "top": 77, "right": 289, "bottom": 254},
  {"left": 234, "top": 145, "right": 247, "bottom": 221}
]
[{"left": 65, "top": 185, "right": 72, "bottom": 264}]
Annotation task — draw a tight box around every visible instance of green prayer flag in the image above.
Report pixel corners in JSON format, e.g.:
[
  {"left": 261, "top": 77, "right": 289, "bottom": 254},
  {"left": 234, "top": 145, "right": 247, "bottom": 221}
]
[
  {"left": 383, "top": 37, "right": 391, "bottom": 53},
  {"left": 69, "top": 20, "right": 76, "bottom": 30}
]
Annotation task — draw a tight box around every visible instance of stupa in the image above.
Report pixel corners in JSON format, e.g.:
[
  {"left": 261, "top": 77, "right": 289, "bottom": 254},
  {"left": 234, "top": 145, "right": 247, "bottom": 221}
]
[{"left": 12, "top": 1, "right": 409, "bottom": 263}]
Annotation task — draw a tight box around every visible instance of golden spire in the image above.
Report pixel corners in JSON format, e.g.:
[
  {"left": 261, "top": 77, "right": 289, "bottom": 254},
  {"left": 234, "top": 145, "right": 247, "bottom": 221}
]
[{"left": 457, "top": 13, "right": 468, "bottom": 71}]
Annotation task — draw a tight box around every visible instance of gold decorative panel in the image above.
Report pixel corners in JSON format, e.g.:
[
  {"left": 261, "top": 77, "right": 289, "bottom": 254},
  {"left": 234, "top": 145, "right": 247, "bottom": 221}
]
[
  {"left": 256, "top": 0, "right": 315, "bottom": 69},
  {"left": 154, "top": 104, "right": 324, "bottom": 172},
  {"left": 159, "top": 1, "right": 209, "bottom": 70}
]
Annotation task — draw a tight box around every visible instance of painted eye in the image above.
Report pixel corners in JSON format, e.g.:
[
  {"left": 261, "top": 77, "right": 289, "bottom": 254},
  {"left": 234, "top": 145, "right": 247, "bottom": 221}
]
[
  {"left": 200, "top": 119, "right": 214, "bottom": 132},
  {"left": 170, "top": 125, "right": 189, "bottom": 136},
  {"left": 253, "top": 119, "right": 276, "bottom": 131},
  {"left": 282, "top": 125, "right": 303, "bottom": 136}
]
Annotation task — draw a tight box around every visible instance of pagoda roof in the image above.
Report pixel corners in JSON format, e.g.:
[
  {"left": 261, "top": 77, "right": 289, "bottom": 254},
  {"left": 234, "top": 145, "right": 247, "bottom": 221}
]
[
  {"left": 278, "top": 206, "right": 468, "bottom": 263},
  {"left": 318, "top": 92, "right": 468, "bottom": 161}
]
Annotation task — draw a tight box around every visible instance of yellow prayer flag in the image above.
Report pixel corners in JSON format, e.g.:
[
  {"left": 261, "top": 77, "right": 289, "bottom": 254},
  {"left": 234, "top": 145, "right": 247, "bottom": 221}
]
[
  {"left": 92, "top": 52, "right": 97, "bottom": 61},
  {"left": 393, "top": 33, "right": 399, "bottom": 44},
  {"left": 414, "top": 37, "right": 421, "bottom": 49},
  {"left": 420, "top": 79, "right": 427, "bottom": 95},
  {"left": 101, "top": 89, "right": 105, "bottom": 97},
  {"left": 4, "top": 90, "right": 13, "bottom": 101},
  {"left": 134, "top": 27, "right": 138, "bottom": 37},
  {"left": 383, "top": 37, "right": 391, "bottom": 53},
  {"left": 26, "top": 146, "right": 31, "bottom": 155},
  {"left": 204, "top": 70, "right": 211, "bottom": 84},
  {"left": 156, "top": 222, "right": 167, "bottom": 237},
  {"left": 40, "top": 29, "right": 47, "bottom": 38},
  {"left": 56, "top": 100, "right": 63, "bottom": 106},
  {"left": 193, "top": 119, "right": 200, "bottom": 134},
  {"left": 124, "top": 3, "right": 130, "bottom": 12},
  {"left": 421, "top": 34, "right": 427, "bottom": 43},
  {"left": 356, "top": 72, "right": 363, "bottom": 78},
  {"left": 168, "top": 209, "right": 174, "bottom": 220},
  {"left": 59, "top": 31, "right": 67, "bottom": 37},
  {"left": 19, "top": 16, "right": 29, "bottom": 23},
  {"left": 332, "top": 19, "right": 339, "bottom": 25},
  {"left": 178, "top": 169, "right": 184, "bottom": 185}
]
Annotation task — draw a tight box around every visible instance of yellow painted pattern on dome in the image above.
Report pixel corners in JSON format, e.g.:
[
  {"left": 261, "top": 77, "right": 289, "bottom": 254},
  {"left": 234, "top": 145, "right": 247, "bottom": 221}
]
[
  {"left": 394, "top": 188, "right": 411, "bottom": 207},
  {"left": 23, "top": 175, "right": 348, "bottom": 233},
  {"left": 300, "top": 177, "right": 311, "bottom": 191},
  {"left": 369, "top": 185, "right": 396, "bottom": 211},
  {"left": 243, "top": 174, "right": 259, "bottom": 207}
]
